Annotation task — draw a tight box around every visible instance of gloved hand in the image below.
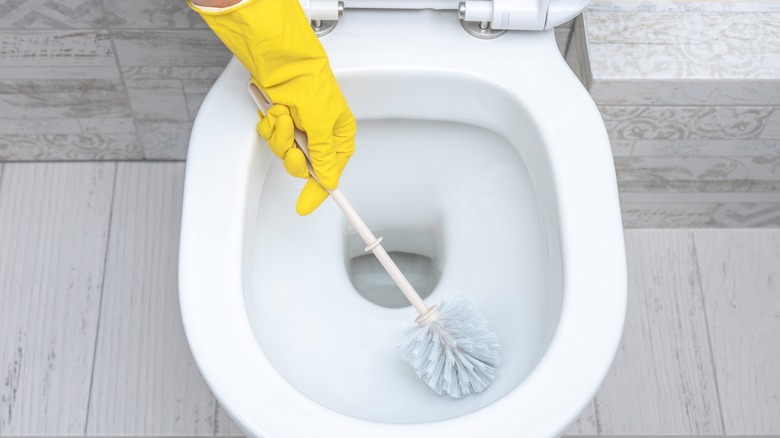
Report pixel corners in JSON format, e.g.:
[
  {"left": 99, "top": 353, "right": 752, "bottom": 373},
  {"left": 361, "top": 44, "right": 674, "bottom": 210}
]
[{"left": 189, "top": 0, "right": 356, "bottom": 215}]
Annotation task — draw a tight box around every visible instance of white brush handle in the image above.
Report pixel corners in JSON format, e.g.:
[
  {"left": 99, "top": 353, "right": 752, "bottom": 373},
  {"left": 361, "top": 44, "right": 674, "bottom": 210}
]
[{"left": 249, "top": 84, "right": 432, "bottom": 318}]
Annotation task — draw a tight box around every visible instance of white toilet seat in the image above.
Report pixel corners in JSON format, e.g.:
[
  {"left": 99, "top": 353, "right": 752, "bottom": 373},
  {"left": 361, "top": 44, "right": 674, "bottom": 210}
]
[
  {"left": 180, "top": 9, "right": 626, "bottom": 437},
  {"left": 246, "top": 115, "right": 552, "bottom": 422}
]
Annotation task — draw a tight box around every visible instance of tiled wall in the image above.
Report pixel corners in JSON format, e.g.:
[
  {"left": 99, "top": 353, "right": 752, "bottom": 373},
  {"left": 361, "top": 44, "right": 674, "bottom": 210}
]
[
  {"left": 0, "top": 0, "right": 230, "bottom": 161},
  {"left": 2, "top": 0, "right": 778, "bottom": 227},
  {"left": 567, "top": 1, "right": 780, "bottom": 227}
]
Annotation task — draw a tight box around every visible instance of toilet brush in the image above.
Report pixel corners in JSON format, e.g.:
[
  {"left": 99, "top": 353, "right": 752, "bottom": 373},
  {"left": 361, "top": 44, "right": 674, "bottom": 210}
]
[{"left": 249, "top": 83, "right": 500, "bottom": 398}]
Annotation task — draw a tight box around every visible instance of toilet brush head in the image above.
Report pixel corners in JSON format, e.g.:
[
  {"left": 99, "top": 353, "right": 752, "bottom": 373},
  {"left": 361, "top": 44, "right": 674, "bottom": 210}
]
[{"left": 398, "top": 293, "right": 501, "bottom": 398}]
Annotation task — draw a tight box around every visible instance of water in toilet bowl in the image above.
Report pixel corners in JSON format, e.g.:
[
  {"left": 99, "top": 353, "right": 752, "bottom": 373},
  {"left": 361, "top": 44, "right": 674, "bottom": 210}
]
[{"left": 243, "top": 117, "right": 561, "bottom": 423}]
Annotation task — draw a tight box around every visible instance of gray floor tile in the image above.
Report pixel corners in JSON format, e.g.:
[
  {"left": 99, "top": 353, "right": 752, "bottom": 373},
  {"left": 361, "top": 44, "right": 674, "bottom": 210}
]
[
  {"left": 86, "top": 162, "right": 217, "bottom": 435},
  {"left": 593, "top": 230, "right": 723, "bottom": 435},
  {"left": 694, "top": 229, "right": 780, "bottom": 435},
  {"left": 0, "top": 162, "right": 115, "bottom": 434}
]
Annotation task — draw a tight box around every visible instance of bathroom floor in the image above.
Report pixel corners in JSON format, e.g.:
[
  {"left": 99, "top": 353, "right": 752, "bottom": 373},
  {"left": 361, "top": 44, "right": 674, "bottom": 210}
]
[{"left": 1, "top": 161, "right": 778, "bottom": 437}]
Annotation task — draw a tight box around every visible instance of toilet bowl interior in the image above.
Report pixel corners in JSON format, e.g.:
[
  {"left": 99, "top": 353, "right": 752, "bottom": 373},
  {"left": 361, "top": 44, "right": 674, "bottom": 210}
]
[{"left": 242, "top": 70, "right": 563, "bottom": 423}]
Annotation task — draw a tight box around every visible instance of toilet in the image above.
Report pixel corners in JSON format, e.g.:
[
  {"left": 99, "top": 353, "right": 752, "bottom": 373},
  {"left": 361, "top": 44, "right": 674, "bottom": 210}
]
[{"left": 179, "top": 1, "right": 626, "bottom": 437}]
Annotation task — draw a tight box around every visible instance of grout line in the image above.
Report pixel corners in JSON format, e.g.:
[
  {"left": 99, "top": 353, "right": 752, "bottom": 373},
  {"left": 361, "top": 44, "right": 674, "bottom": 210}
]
[
  {"left": 689, "top": 231, "right": 729, "bottom": 435},
  {"left": 102, "top": 6, "right": 146, "bottom": 163},
  {"left": 83, "top": 162, "right": 120, "bottom": 435},
  {"left": 593, "top": 396, "right": 603, "bottom": 436},
  {"left": 178, "top": 77, "right": 195, "bottom": 122},
  {"left": 213, "top": 401, "right": 220, "bottom": 436}
]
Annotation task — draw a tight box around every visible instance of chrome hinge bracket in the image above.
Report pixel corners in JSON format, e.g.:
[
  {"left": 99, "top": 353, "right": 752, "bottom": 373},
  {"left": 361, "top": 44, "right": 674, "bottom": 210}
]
[
  {"left": 301, "top": 0, "right": 344, "bottom": 36},
  {"left": 458, "top": 0, "right": 549, "bottom": 38}
]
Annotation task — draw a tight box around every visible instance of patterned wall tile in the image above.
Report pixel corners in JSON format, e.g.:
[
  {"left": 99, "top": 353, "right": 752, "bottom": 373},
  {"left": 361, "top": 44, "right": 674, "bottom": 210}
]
[
  {"left": 0, "top": 30, "right": 116, "bottom": 67},
  {"left": 616, "top": 156, "right": 780, "bottom": 193},
  {"left": 589, "top": 79, "right": 780, "bottom": 106},
  {"left": 588, "top": 1, "right": 780, "bottom": 13},
  {"left": 611, "top": 139, "right": 635, "bottom": 157},
  {"left": 0, "top": 118, "right": 81, "bottom": 134},
  {"left": 631, "top": 139, "right": 780, "bottom": 157},
  {"left": 182, "top": 73, "right": 220, "bottom": 118},
  {"left": 0, "top": 0, "right": 106, "bottom": 29},
  {"left": 586, "top": 12, "right": 780, "bottom": 45},
  {"left": 621, "top": 202, "right": 780, "bottom": 228},
  {"left": 0, "top": 27, "right": 137, "bottom": 161},
  {"left": 0, "top": 66, "right": 120, "bottom": 80},
  {"left": 125, "top": 79, "right": 189, "bottom": 122},
  {"left": 0, "top": 79, "right": 129, "bottom": 118},
  {"left": 620, "top": 197, "right": 780, "bottom": 229},
  {"left": 111, "top": 30, "right": 230, "bottom": 67},
  {"left": 185, "top": 93, "right": 208, "bottom": 121},
  {"left": 760, "top": 108, "right": 780, "bottom": 139},
  {"left": 621, "top": 203, "right": 716, "bottom": 228},
  {"left": 584, "top": 12, "right": 780, "bottom": 79},
  {"left": 601, "top": 106, "right": 774, "bottom": 141},
  {"left": 588, "top": 42, "right": 780, "bottom": 80},
  {"left": 112, "top": 31, "right": 228, "bottom": 158},
  {"left": 78, "top": 117, "right": 135, "bottom": 134},
  {"left": 120, "top": 65, "right": 225, "bottom": 83},
  {"left": 620, "top": 191, "right": 780, "bottom": 204},
  {"left": 103, "top": 0, "right": 207, "bottom": 29},
  {"left": 0, "top": 133, "right": 141, "bottom": 160},
  {"left": 135, "top": 121, "right": 191, "bottom": 160},
  {"left": 710, "top": 203, "right": 780, "bottom": 227},
  {"left": 121, "top": 65, "right": 224, "bottom": 120},
  {"left": 0, "top": 117, "right": 141, "bottom": 160}
]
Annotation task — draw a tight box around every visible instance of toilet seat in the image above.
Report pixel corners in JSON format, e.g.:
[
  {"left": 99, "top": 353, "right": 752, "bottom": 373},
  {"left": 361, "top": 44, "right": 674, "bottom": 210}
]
[{"left": 180, "top": 9, "right": 626, "bottom": 437}]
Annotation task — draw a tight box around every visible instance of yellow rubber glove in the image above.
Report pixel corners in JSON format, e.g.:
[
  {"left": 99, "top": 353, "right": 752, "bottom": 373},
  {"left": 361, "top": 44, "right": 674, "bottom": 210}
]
[{"left": 189, "top": 0, "right": 356, "bottom": 215}]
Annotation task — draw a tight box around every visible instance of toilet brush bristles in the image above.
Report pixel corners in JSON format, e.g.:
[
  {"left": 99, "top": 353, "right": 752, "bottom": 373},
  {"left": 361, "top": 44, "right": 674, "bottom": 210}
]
[{"left": 398, "top": 293, "right": 500, "bottom": 398}]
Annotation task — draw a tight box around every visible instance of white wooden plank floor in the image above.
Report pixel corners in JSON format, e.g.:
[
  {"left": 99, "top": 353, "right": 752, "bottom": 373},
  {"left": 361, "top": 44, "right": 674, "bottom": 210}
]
[
  {"left": 693, "top": 230, "right": 780, "bottom": 435},
  {"left": 0, "top": 163, "right": 114, "bottom": 435},
  {"left": 85, "top": 163, "right": 220, "bottom": 435},
  {"left": 592, "top": 231, "right": 723, "bottom": 436},
  {"left": 1, "top": 162, "right": 779, "bottom": 437}
]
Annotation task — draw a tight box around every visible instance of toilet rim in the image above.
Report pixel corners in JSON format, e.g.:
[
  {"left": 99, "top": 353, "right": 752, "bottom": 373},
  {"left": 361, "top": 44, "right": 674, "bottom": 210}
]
[{"left": 180, "top": 35, "right": 626, "bottom": 437}]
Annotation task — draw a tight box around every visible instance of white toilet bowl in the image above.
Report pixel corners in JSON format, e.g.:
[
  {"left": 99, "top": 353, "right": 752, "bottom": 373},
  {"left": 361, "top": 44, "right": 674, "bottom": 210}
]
[{"left": 180, "top": 7, "right": 626, "bottom": 438}]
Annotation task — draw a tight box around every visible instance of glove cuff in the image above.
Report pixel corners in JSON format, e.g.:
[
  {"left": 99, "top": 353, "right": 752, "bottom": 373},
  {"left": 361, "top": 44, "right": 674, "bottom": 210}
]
[{"left": 187, "top": 0, "right": 255, "bottom": 15}]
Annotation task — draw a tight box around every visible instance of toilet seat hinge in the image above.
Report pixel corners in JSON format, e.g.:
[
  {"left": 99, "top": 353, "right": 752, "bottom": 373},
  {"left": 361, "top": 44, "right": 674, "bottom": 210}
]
[
  {"left": 301, "top": 0, "right": 344, "bottom": 36},
  {"left": 458, "top": 0, "right": 550, "bottom": 37}
]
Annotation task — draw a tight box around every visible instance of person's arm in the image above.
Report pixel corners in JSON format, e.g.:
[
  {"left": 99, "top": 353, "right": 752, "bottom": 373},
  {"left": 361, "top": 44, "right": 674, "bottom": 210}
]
[{"left": 188, "top": 0, "right": 356, "bottom": 216}]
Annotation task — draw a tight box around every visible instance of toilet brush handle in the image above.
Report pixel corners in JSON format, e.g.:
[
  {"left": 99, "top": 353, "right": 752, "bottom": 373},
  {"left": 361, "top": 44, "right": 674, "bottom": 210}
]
[
  {"left": 248, "top": 83, "right": 432, "bottom": 318},
  {"left": 328, "top": 189, "right": 430, "bottom": 316}
]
